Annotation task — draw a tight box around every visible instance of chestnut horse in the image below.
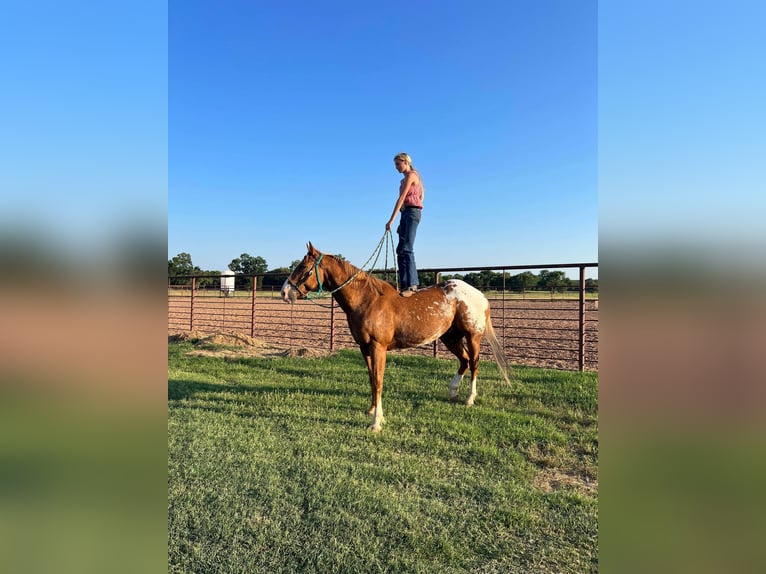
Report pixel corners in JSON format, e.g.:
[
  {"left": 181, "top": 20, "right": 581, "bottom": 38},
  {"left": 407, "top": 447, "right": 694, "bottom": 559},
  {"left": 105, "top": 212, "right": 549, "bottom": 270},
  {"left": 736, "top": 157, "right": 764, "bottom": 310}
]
[{"left": 281, "top": 243, "right": 511, "bottom": 432}]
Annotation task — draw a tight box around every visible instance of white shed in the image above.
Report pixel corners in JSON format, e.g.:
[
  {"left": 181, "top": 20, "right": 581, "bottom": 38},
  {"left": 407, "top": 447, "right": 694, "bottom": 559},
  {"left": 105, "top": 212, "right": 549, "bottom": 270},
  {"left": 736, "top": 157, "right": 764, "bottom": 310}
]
[{"left": 220, "top": 271, "right": 235, "bottom": 297}]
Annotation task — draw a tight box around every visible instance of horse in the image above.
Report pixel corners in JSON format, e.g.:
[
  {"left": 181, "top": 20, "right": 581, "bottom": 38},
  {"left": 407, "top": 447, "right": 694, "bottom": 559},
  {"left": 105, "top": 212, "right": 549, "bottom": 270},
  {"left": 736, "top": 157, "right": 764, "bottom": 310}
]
[{"left": 281, "top": 242, "right": 511, "bottom": 432}]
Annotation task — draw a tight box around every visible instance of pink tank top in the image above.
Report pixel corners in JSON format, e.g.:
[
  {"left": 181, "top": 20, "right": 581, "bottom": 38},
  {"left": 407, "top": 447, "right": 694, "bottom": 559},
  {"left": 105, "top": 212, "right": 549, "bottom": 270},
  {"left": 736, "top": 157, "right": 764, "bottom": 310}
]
[{"left": 402, "top": 173, "right": 424, "bottom": 209}]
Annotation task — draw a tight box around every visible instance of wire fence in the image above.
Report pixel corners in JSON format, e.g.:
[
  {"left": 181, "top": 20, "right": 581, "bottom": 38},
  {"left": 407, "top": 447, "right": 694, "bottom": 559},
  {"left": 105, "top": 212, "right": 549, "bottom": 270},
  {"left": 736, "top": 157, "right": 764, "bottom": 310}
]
[{"left": 168, "top": 263, "right": 598, "bottom": 371}]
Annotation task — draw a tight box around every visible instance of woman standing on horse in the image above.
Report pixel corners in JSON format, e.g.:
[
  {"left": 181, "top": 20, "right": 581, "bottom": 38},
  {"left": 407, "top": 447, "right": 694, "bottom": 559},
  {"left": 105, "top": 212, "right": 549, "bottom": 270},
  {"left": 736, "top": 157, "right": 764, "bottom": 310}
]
[{"left": 386, "top": 152, "right": 424, "bottom": 297}]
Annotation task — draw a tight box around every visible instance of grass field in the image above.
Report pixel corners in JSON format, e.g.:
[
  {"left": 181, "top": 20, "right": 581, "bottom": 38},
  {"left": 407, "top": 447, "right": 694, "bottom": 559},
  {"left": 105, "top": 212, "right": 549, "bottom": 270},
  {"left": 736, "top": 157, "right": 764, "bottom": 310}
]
[{"left": 168, "top": 342, "right": 598, "bottom": 573}]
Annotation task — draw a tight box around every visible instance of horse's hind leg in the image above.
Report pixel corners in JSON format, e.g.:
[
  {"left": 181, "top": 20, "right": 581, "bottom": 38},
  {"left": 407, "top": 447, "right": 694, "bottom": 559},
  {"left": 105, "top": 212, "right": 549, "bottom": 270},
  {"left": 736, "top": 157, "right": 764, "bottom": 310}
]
[
  {"left": 440, "top": 333, "right": 470, "bottom": 402},
  {"left": 465, "top": 333, "right": 482, "bottom": 406}
]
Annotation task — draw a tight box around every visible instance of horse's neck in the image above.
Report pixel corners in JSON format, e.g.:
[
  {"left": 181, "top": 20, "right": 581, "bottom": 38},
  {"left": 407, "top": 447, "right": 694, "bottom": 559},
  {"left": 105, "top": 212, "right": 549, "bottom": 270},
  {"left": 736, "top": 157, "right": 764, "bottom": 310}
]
[
  {"left": 324, "top": 259, "right": 374, "bottom": 312},
  {"left": 322, "top": 258, "right": 354, "bottom": 291}
]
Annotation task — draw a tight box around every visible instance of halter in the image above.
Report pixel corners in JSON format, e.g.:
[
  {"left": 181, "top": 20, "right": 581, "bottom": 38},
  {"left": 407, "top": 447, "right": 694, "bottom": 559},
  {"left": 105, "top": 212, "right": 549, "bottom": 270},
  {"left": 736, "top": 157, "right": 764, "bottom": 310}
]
[{"left": 287, "top": 253, "right": 324, "bottom": 297}]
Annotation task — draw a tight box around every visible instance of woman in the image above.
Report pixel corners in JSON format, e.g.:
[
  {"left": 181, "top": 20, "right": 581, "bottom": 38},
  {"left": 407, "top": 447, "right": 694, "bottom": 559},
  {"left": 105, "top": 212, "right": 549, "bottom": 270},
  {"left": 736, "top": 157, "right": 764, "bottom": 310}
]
[{"left": 385, "top": 152, "right": 424, "bottom": 297}]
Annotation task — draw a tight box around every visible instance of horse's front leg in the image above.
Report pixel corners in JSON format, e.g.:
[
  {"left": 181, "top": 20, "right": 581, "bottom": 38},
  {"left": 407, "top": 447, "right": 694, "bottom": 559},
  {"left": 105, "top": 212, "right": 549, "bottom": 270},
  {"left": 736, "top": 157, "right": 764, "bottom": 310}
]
[
  {"left": 361, "top": 351, "right": 376, "bottom": 415},
  {"left": 367, "top": 343, "right": 387, "bottom": 432}
]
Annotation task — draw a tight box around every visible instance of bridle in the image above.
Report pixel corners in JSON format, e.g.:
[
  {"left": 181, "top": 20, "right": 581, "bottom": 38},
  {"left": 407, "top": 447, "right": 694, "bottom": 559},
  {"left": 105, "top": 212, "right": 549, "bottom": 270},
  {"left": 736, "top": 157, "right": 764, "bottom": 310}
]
[
  {"left": 286, "top": 252, "right": 361, "bottom": 301},
  {"left": 287, "top": 253, "right": 325, "bottom": 297}
]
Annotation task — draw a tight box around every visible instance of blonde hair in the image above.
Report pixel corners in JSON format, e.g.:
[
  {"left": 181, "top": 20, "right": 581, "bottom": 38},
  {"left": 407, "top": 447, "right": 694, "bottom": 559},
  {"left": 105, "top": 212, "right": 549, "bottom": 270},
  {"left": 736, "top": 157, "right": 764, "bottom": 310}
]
[
  {"left": 393, "top": 152, "right": 412, "bottom": 167},
  {"left": 394, "top": 152, "right": 424, "bottom": 199}
]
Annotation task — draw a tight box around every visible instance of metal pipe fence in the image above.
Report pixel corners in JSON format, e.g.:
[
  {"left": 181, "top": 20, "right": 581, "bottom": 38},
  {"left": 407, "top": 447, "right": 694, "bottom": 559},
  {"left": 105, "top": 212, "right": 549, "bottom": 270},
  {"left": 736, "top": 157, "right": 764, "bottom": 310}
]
[{"left": 168, "top": 263, "right": 598, "bottom": 371}]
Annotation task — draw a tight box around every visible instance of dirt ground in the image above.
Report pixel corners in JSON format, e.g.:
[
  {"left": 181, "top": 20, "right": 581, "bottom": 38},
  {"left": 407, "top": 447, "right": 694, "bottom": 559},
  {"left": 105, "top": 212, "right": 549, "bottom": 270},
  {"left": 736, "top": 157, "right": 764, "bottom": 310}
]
[
  {"left": 169, "top": 330, "right": 332, "bottom": 360},
  {"left": 168, "top": 296, "right": 598, "bottom": 370}
]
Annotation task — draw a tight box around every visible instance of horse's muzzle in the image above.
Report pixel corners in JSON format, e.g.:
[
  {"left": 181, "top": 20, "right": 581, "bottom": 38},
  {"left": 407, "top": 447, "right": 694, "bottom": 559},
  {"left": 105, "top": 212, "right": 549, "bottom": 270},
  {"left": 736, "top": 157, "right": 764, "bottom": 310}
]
[{"left": 280, "top": 279, "right": 298, "bottom": 304}]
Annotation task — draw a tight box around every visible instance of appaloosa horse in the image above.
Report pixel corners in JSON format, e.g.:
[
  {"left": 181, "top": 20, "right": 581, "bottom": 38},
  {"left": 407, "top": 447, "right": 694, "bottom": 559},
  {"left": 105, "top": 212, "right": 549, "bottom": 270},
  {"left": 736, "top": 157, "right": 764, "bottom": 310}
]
[{"left": 281, "top": 243, "right": 511, "bottom": 432}]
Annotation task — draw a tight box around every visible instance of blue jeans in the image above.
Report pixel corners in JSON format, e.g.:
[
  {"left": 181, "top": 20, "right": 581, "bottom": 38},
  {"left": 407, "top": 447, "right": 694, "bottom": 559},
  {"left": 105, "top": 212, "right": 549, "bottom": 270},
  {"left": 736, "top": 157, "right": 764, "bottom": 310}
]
[{"left": 396, "top": 207, "right": 421, "bottom": 290}]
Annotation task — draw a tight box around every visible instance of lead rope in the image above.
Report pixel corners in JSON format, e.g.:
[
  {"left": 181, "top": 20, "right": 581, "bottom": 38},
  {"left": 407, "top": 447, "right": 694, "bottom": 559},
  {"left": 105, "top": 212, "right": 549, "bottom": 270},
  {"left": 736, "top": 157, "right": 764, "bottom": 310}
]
[
  {"left": 385, "top": 228, "right": 399, "bottom": 291},
  {"left": 304, "top": 230, "right": 395, "bottom": 307}
]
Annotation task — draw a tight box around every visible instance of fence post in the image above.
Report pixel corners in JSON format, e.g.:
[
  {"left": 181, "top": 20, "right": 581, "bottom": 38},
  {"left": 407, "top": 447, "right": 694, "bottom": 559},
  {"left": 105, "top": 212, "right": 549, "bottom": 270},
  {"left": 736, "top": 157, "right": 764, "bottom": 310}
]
[
  {"left": 330, "top": 297, "right": 335, "bottom": 351},
  {"left": 502, "top": 271, "right": 506, "bottom": 356},
  {"left": 578, "top": 266, "right": 585, "bottom": 371},
  {"left": 432, "top": 272, "right": 440, "bottom": 357},
  {"left": 222, "top": 289, "right": 226, "bottom": 330},
  {"left": 251, "top": 276, "right": 257, "bottom": 338},
  {"left": 190, "top": 277, "right": 196, "bottom": 331}
]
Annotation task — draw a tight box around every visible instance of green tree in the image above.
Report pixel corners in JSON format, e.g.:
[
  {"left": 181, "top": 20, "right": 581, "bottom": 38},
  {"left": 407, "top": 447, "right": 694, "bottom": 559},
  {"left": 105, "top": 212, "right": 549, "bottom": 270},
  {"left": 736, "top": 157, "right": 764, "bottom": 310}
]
[
  {"left": 168, "top": 252, "right": 201, "bottom": 286},
  {"left": 229, "top": 253, "right": 268, "bottom": 289},
  {"left": 417, "top": 271, "right": 436, "bottom": 287},
  {"left": 538, "top": 270, "right": 570, "bottom": 294},
  {"left": 487, "top": 271, "right": 505, "bottom": 289},
  {"left": 168, "top": 252, "right": 194, "bottom": 276},
  {"left": 196, "top": 270, "right": 220, "bottom": 289},
  {"left": 508, "top": 271, "right": 538, "bottom": 292},
  {"left": 263, "top": 267, "right": 291, "bottom": 288},
  {"left": 462, "top": 272, "right": 481, "bottom": 288},
  {"left": 441, "top": 273, "right": 464, "bottom": 282},
  {"left": 463, "top": 270, "right": 497, "bottom": 290}
]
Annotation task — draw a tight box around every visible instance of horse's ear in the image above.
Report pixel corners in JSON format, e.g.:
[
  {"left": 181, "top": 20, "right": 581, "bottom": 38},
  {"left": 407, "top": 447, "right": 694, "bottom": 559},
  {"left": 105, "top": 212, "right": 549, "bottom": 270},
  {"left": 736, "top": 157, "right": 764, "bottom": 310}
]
[{"left": 307, "top": 242, "right": 318, "bottom": 256}]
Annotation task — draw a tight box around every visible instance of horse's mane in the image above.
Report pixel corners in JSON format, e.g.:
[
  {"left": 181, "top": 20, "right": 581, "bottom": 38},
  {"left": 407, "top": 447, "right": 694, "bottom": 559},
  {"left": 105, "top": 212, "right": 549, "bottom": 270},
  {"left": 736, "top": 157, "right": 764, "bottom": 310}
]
[{"left": 328, "top": 254, "right": 397, "bottom": 296}]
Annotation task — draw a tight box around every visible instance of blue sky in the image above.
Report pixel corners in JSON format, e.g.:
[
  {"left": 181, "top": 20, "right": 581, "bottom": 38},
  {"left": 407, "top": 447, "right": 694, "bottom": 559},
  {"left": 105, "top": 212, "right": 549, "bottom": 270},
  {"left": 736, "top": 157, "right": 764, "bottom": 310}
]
[
  {"left": 168, "top": 1, "right": 597, "bottom": 276},
  {"left": 599, "top": 0, "right": 765, "bottom": 266},
  {"left": 1, "top": 2, "right": 167, "bottom": 261},
  {"left": 4, "top": 2, "right": 760, "bottom": 283}
]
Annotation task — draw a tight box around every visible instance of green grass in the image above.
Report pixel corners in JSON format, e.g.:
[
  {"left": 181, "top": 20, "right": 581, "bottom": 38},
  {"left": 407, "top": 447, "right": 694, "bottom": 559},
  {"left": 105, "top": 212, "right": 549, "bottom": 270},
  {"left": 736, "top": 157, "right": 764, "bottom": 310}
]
[{"left": 168, "top": 343, "right": 598, "bottom": 573}]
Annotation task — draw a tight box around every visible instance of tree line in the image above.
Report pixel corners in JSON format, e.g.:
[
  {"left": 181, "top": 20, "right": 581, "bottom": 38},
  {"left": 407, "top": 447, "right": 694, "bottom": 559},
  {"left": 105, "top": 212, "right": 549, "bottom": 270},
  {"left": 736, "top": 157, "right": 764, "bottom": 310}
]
[
  {"left": 168, "top": 252, "right": 598, "bottom": 293},
  {"left": 438, "top": 270, "right": 598, "bottom": 293},
  {"left": 168, "top": 252, "right": 298, "bottom": 290}
]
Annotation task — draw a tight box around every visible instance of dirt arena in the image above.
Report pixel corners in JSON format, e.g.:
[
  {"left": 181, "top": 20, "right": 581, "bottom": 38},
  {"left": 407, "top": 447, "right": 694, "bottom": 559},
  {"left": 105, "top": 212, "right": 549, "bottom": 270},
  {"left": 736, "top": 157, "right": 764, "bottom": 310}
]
[{"left": 169, "top": 292, "right": 598, "bottom": 371}]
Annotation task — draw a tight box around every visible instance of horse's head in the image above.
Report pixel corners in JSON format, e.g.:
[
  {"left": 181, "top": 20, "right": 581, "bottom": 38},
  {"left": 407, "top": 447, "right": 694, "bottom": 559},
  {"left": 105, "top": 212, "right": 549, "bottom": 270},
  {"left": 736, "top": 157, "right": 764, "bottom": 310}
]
[{"left": 281, "top": 242, "right": 325, "bottom": 303}]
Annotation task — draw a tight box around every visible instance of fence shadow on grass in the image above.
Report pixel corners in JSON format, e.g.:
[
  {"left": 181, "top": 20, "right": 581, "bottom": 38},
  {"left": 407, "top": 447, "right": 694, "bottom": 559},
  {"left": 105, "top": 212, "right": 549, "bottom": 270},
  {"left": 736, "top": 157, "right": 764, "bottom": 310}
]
[
  {"left": 169, "top": 377, "right": 363, "bottom": 403},
  {"left": 168, "top": 377, "right": 368, "bottom": 430},
  {"left": 168, "top": 379, "right": 231, "bottom": 401}
]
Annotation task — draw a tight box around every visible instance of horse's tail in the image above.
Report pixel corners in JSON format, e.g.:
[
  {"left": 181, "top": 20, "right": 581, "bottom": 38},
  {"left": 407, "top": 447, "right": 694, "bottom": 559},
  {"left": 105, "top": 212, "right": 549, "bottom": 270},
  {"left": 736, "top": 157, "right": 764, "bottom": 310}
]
[{"left": 485, "top": 316, "right": 512, "bottom": 385}]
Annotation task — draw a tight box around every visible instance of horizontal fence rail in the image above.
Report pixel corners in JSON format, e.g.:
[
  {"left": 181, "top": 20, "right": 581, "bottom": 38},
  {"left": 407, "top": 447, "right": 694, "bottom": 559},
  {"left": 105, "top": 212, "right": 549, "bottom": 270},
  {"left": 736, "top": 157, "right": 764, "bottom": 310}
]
[{"left": 168, "top": 263, "right": 598, "bottom": 371}]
